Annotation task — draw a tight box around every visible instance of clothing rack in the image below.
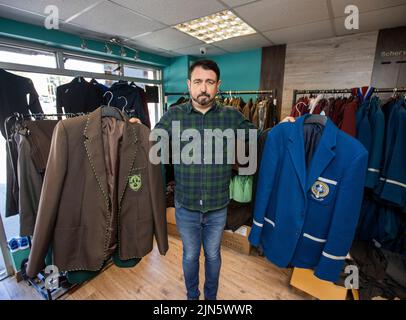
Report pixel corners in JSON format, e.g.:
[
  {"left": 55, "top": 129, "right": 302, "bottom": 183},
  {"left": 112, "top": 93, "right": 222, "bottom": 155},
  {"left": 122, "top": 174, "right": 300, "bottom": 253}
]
[
  {"left": 165, "top": 89, "right": 277, "bottom": 110},
  {"left": 4, "top": 112, "right": 86, "bottom": 178},
  {"left": 3, "top": 111, "right": 98, "bottom": 300},
  {"left": 292, "top": 87, "right": 406, "bottom": 104},
  {"left": 165, "top": 89, "right": 275, "bottom": 96}
]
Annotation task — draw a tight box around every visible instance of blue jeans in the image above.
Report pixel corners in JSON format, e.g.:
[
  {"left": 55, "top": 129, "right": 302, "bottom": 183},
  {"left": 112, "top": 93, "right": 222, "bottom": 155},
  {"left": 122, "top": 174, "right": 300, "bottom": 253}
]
[{"left": 175, "top": 202, "right": 227, "bottom": 300}]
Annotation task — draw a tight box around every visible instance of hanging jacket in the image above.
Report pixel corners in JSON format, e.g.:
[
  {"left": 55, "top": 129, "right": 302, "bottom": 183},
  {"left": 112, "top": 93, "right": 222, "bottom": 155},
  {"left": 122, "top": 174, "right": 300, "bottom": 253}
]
[
  {"left": 109, "top": 81, "right": 151, "bottom": 128},
  {"left": 377, "top": 98, "right": 406, "bottom": 207},
  {"left": 26, "top": 107, "right": 168, "bottom": 278},
  {"left": 365, "top": 97, "right": 385, "bottom": 189},
  {"left": 56, "top": 77, "right": 104, "bottom": 114},
  {"left": 249, "top": 115, "right": 368, "bottom": 282}
]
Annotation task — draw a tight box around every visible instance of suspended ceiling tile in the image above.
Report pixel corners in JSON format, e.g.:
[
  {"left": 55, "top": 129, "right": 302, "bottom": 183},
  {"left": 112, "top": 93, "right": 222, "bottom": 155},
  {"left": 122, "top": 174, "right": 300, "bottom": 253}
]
[
  {"left": 110, "top": 0, "right": 226, "bottom": 25},
  {"left": 214, "top": 34, "right": 272, "bottom": 52},
  {"left": 234, "top": 0, "right": 330, "bottom": 32},
  {"left": 59, "top": 21, "right": 117, "bottom": 41},
  {"left": 220, "top": 0, "right": 261, "bottom": 8},
  {"left": 334, "top": 4, "right": 406, "bottom": 36},
  {"left": 131, "top": 28, "right": 203, "bottom": 51},
  {"left": 0, "top": 0, "right": 103, "bottom": 21},
  {"left": 331, "top": 0, "right": 406, "bottom": 18},
  {"left": 263, "top": 20, "right": 334, "bottom": 45},
  {"left": 66, "top": 1, "right": 165, "bottom": 39},
  {"left": 172, "top": 44, "right": 227, "bottom": 56}
]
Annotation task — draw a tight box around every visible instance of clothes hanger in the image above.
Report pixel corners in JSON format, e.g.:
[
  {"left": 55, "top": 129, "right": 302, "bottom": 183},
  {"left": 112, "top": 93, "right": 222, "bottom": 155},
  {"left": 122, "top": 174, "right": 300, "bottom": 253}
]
[
  {"left": 392, "top": 88, "right": 399, "bottom": 99},
  {"left": 101, "top": 91, "right": 123, "bottom": 120},
  {"left": 74, "top": 76, "right": 85, "bottom": 83},
  {"left": 118, "top": 96, "right": 128, "bottom": 112}
]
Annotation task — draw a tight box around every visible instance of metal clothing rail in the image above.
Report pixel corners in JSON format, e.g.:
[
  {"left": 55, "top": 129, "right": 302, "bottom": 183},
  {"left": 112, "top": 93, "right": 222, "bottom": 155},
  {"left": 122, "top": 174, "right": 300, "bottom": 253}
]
[
  {"left": 0, "top": 61, "right": 161, "bottom": 85},
  {"left": 165, "top": 89, "right": 275, "bottom": 96},
  {"left": 3, "top": 112, "right": 86, "bottom": 195},
  {"left": 292, "top": 87, "right": 406, "bottom": 104}
]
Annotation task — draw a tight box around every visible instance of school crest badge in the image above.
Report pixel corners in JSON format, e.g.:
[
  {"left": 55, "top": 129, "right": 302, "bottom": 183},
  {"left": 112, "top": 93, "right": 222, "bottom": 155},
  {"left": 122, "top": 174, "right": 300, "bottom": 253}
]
[
  {"left": 129, "top": 174, "right": 142, "bottom": 192},
  {"left": 311, "top": 181, "right": 329, "bottom": 200}
]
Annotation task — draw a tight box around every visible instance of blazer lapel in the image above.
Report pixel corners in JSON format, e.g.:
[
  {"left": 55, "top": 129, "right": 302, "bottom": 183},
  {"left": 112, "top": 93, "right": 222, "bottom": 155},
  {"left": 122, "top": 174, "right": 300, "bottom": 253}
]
[
  {"left": 306, "top": 118, "right": 337, "bottom": 191},
  {"left": 83, "top": 107, "right": 110, "bottom": 210},
  {"left": 288, "top": 116, "right": 307, "bottom": 196},
  {"left": 118, "top": 122, "right": 138, "bottom": 209}
]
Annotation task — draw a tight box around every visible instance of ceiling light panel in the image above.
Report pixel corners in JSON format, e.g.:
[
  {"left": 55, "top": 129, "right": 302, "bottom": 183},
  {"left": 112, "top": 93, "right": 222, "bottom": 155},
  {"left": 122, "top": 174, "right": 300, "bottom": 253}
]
[{"left": 174, "top": 10, "right": 256, "bottom": 44}]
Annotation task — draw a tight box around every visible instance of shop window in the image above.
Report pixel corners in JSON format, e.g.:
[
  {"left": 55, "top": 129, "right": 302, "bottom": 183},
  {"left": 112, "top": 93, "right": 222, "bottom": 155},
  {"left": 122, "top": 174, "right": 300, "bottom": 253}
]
[
  {"left": 123, "top": 64, "right": 159, "bottom": 80},
  {"left": 0, "top": 44, "right": 56, "bottom": 68},
  {"left": 64, "top": 55, "right": 120, "bottom": 76}
]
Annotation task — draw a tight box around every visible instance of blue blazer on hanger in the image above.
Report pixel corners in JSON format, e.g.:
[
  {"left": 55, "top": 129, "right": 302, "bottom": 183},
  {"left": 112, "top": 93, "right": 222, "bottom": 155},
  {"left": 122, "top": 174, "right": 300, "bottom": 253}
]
[{"left": 249, "top": 115, "right": 368, "bottom": 282}]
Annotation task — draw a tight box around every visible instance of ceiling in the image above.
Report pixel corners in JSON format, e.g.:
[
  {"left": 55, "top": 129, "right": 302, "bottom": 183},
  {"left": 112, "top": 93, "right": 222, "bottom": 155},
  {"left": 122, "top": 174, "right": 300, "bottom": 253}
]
[{"left": 0, "top": 0, "right": 405, "bottom": 58}]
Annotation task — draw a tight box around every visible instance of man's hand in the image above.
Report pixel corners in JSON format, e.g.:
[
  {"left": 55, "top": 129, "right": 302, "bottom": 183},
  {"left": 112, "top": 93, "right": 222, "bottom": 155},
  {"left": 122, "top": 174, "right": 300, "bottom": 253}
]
[
  {"left": 129, "top": 117, "right": 141, "bottom": 124},
  {"left": 281, "top": 116, "right": 296, "bottom": 123}
]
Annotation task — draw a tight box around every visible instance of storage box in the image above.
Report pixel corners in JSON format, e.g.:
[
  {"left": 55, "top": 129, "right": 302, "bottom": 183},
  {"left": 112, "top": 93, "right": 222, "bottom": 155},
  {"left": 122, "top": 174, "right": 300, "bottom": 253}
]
[
  {"left": 9, "top": 247, "right": 30, "bottom": 273},
  {"left": 290, "top": 267, "right": 350, "bottom": 300},
  {"left": 166, "top": 207, "right": 179, "bottom": 238},
  {"left": 166, "top": 207, "right": 176, "bottom": 225},
  {"left": 221, "top": 225, "right": 252, "bottom": 255}
]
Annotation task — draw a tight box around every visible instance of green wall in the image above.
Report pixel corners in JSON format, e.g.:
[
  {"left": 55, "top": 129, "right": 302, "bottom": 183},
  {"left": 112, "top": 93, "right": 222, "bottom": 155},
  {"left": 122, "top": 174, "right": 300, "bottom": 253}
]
[
  {"left": 209, "top": 49, "right": 262, "bottom": 98},
  {"left": 163, "top": 48, "right": 262, "bottom": 107},
  {"left": 163, "top": 55, "right": 191, "bottom": 106}
]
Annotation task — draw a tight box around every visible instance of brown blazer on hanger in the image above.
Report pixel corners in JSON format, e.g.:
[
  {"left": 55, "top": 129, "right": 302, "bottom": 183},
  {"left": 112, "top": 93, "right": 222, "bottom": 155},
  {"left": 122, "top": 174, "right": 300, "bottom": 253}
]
[{"left": 26, "top": 107, "right": 168, "bottom": 277}]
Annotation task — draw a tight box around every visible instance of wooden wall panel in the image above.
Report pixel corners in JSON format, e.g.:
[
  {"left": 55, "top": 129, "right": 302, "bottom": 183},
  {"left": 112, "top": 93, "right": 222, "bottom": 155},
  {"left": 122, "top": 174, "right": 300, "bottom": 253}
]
[
  {"left": 260, "top": 45, "right": 286, "bottom": 121},
  {"left": 281, "top": 32, "right": 378, "bottom": 118}
]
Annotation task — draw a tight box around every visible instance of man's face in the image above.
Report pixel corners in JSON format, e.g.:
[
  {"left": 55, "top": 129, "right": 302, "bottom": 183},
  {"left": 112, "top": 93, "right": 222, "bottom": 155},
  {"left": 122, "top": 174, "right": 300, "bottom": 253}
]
[{"left": 187, "top": 66, "right": 221, "bottom": 108}]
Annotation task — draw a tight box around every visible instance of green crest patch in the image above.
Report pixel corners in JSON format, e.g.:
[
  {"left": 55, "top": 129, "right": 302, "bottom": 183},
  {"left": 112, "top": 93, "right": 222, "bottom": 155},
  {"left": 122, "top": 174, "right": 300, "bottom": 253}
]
[{"left": 129, "top": 174, "right": 142, "bottom": 191}]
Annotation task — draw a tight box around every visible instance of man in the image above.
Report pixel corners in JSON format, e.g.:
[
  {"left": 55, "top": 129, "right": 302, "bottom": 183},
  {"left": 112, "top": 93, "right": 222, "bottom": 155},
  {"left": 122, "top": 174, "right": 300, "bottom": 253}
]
[
  {"left": 132, "top": 60, "right": 255, "bottom": 300},
  {"left": 130, "top": 60, "right": 293, "bottom": 300}
]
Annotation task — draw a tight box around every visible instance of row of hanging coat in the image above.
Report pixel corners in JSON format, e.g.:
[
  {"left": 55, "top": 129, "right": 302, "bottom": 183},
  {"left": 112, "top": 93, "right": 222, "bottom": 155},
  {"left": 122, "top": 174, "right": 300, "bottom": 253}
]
[
  {"left": 0, "top": 69, "right": 44, "bottom": 219},
  {"left": 56, "top": 77, "right": 151, "bottom": 128},
  {"left": 167, "top": 92, "right": 277, "bottom": 131},
  {"left": 291, "top": 89, "right": 360, "bottom": 137},
  {"left": 221, "top": 94, "right": 277, "bottom": 130},
  {"left": 356, "top": 91, "right": 406, "bottom": 256},
  {"left": 291, "top": 87, "right": 406, "bottom": 256},
  {"left": 5, "top": 113, "right": 78, "bottom": 236}
]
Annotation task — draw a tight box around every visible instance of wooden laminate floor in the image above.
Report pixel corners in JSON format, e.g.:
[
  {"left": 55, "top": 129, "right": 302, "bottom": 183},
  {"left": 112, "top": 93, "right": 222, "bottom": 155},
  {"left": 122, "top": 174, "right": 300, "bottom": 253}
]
[{"left": 1, "top": 235, "right": 311, "bottom": 300}]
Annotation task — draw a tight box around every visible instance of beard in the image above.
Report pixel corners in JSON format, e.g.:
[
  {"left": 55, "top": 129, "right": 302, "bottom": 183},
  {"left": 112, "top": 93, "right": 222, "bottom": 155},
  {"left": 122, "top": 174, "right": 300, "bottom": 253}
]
[{"left": 192, "top": 93, "right": 214, "bottom": 106}]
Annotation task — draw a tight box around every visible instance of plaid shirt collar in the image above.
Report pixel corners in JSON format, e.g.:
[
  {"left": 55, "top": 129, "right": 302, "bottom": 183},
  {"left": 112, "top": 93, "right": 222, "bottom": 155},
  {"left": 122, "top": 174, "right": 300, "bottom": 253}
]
[{"left": 186, "top": 99, "right": 220, "bottom": 114}]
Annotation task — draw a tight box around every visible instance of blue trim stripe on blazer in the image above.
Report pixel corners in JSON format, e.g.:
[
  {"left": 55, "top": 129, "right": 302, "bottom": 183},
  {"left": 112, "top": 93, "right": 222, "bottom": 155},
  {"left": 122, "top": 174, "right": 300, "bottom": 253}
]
[{"left": 249, "top": 115, "right": 368, "bottom": 282}]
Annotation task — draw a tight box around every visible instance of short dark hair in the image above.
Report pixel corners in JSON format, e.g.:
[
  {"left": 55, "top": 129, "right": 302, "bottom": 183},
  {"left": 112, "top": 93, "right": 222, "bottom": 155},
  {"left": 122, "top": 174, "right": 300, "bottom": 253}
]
[{"left": 189, "top": 60, "right": 220, "bottom": 81}]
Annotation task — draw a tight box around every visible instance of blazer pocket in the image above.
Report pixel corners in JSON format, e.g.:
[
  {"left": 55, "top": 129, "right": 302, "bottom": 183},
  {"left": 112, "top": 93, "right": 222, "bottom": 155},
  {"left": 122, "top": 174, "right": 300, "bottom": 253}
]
[{"left": 307, "top": 177, "right": 338, "bottom": 206}]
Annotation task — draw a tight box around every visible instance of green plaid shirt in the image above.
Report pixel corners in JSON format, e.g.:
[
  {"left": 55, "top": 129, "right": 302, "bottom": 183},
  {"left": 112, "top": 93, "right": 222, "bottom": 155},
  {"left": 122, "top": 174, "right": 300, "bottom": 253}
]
[{"left": 155, "top": 100, "right": 256, "bottom": 213}]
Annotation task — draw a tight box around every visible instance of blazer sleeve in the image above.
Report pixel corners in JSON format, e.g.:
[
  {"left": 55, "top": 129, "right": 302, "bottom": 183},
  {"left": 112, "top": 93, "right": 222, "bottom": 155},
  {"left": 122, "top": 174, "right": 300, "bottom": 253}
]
[
  {"left": 26, "top": 121, "right": 68, "bottom": 278},
  {"left": 314, "top": 150, "right": 368, "bottom": 282},
  {"left": 248, "top": 127, "right": 280, "bottom": 247},
  {"left": 365, "top": 107, "right": 385, "bottom": 189},
  {"left": 17, "top": 136, "right": 43, "bottom": 237},
  {"left": 147, "top": 138, "right": 169, "bottom": 255},
  {"left": 379, "top": 108, "right": 406, "bottom": 207}
]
